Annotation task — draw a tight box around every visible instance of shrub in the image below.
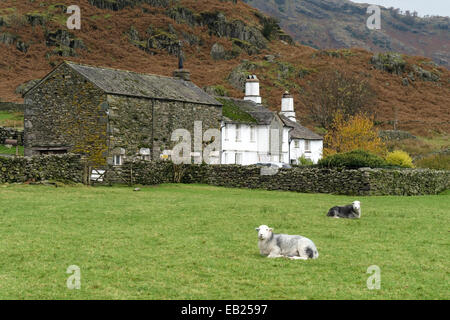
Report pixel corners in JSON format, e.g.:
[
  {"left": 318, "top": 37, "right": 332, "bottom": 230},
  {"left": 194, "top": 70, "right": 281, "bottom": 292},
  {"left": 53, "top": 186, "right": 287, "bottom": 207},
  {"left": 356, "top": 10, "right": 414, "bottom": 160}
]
[
  {"left": 318, "top": 149, "right": 387, "bottom": 169},
  {"left": 298, "top": 156, "right": 314, "bottom": 166},
  {"left": 385, "top": 150, "right": 414, "bottom": 168},
  {"left": 415, "top": 154, "right": 450, "bottom": 170}
]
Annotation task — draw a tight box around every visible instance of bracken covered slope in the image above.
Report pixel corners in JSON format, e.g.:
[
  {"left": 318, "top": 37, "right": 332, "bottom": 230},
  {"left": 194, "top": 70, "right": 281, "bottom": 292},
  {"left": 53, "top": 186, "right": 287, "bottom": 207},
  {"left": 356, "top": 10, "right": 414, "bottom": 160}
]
[{"left": 0, "top": 0, "right": 449, "bottom": 135}]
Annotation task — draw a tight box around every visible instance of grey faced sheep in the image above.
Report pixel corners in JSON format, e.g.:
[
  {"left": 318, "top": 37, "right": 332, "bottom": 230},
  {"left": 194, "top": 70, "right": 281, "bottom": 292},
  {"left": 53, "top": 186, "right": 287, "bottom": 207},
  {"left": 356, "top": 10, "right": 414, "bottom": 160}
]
[
  {"left": 327, "top": 201, "right": 361, "bottom": 219},
  {"left": 255, "top": 225, "right": 319, "bottom": 260}
]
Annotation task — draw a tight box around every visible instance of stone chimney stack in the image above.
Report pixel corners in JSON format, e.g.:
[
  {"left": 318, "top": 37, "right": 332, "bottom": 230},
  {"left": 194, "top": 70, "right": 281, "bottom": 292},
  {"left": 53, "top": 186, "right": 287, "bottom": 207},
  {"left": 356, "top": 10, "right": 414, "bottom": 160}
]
[
  {"left": 281, "top": 91, "right": 296, "bottom": 122},
  {"left": 244, "top": 75, "right": 261, "bottom": 104},
  {"left": 173, "top": 51, "right": 191, "bottom": 81}
]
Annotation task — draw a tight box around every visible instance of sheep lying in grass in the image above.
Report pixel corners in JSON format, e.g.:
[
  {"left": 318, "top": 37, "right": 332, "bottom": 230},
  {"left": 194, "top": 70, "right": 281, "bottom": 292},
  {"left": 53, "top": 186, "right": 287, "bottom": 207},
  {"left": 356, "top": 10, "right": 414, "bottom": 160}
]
[
  {"left": 327, "top": 201, "right": 361, "bottom": 219},
  {"left": 255, "top": 225, "right": 319, "bottom": 260}
]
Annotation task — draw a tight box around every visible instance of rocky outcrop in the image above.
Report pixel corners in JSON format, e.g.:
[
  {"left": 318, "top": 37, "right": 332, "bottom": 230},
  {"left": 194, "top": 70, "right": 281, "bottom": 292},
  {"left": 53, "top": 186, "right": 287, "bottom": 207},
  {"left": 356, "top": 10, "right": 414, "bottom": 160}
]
[
  {"left": 227, "top": 60, "right": 259, "bottom": 91},
  {"left": 45, "top": 29, "right": 85, "bottom": 57},
  {"left": 210, "top": 43, "right": 226, "bottom": 60},
  {"left": 411, "top": 65, "right": 440, "bottom": 82},
  {"left": 88, "top": 0, "right": 169, "bottom": 11},
  {"left": 371, "top": 52, "right": 406, "bottom": 75},
  {"left": 0, "top": 32, "right": 30, "bottom": 53},
  {"left": 45, "top": 30, "right": 85, "bottom": 49},
  {"left": 0, "top": 32, "right": 17, "bottom": 45},
  {"left": 128, "top": 25, "right": 181, "bottom": 56},
  {"left": 25, "top": 13, "right": 48, "bottom": 27}
]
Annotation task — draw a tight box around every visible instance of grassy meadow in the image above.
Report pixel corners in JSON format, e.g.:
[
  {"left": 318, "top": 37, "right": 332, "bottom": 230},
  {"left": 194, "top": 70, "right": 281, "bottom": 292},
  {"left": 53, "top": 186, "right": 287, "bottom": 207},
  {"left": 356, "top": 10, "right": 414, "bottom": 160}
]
[{"left": 0, "top": 184, "right": 448, "bottom": 299}]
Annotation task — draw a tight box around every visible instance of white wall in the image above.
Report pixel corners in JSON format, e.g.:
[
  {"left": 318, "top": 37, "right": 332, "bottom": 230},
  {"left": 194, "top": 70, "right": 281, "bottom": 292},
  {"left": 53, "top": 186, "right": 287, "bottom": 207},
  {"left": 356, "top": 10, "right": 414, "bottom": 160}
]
[
  {"left": 221, "top": 122, "right": 290, "bottom": 165},
  {"left": 289, "top": 139, "right": 323, "bottom": 164}
]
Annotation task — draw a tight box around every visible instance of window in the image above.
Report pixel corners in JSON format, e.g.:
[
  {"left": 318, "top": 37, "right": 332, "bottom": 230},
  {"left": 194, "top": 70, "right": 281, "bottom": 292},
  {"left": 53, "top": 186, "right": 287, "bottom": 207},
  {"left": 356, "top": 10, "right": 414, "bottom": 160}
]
[
  {"left": 305, "top": 140, "right": 311, "bottom": 153},
  {"left": 235, "top": 153, "right": 243, "bottom": 165},
  {"left": 113, "top": 155, "right": 123, "bottom": 166},
  {"left": 235, "top": 124, "right": 241, "bottom": 142},
  {"left": 224, "top": 125, "right": 229, "bottom": 141},
  {"left": 250, "top": 126, "right": 256, "bottom": 142},
  {"left": 294, "top": 140, "right": 299, "bottom": 148},
  {"left": 224, "top": 153, "right": 228, "bottom": 164}
]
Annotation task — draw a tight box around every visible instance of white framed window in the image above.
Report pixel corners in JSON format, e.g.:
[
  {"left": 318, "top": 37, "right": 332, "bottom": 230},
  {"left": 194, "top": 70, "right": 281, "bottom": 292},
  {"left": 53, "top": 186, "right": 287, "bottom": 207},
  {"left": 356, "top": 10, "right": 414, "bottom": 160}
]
[
  {"left": 224, "top": 152, "right": 228, "bottom": 164},
  {"left": 113, "top": 155, "right": 123, "bottom": 166},
  {"left": 294, "top": 140, "right": 299, "bottom": 148},
  {"left": 235, "top": 153, "right": 243, "bottom": 165},
  {"left": 235, "top": 124, "right": 241, "bottom": 142},
  {"left": 250, "top": 125, "right": 256, "bottom": 142},
  {"left": 305, "top": 140, "right": 311, "bottom": 153}
]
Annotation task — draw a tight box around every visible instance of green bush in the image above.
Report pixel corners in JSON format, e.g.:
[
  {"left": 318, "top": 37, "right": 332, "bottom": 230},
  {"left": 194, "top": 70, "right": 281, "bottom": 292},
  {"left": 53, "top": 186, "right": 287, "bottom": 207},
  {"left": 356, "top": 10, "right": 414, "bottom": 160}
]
[
  {"left": 385, "top": 150, "right": 414, "bottom": 168},
  {"left": 415, "top": 154, "right": 450, "bottom": 170},
  {"left": 298, "top": 156, "right": 314, "bottom": 166},
  {"left": 318, "top": 150, "right": 387, "bottom": 169}
]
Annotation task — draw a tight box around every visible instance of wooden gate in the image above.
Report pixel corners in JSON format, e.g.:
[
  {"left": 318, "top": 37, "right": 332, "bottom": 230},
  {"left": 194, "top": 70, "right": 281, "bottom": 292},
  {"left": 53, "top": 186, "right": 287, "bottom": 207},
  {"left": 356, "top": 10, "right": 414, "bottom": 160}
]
[{"left": 85, "top": 165, "right": 134, "bottom": 186}]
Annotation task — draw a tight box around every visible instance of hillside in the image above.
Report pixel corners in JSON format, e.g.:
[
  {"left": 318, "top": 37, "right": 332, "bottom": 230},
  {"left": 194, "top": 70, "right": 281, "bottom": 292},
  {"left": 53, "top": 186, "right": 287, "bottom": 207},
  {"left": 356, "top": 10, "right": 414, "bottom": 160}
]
[
  {"left": 0, "top": 0, "right": 449, "bottom": 137},
  {"left": 243, "top": 0, "right": 450, "bottom": 68}
]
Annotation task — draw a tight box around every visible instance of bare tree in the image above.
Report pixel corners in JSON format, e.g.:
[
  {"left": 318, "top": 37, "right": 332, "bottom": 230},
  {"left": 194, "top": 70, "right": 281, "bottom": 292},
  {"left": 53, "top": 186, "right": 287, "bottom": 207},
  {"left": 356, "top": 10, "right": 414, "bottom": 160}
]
[{"left": 305, "top": 70, "right": 376, "bottom": 129}]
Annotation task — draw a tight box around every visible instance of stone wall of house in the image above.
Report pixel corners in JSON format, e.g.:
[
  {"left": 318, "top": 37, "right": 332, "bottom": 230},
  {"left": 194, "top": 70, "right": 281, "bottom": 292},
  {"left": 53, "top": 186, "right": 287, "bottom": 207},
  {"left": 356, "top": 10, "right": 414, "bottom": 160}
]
[
  {"left": 107, "top": 95, "right": 222, "bottom": 163},
  {"left": 0, "top": 154, "right": 83, "bottom": 183},
  {"left": 0, "top": 127, "right": 23, "bottom": 145},
  {"left": 23, "top": 63, "right": 108, "bottom": 165}
]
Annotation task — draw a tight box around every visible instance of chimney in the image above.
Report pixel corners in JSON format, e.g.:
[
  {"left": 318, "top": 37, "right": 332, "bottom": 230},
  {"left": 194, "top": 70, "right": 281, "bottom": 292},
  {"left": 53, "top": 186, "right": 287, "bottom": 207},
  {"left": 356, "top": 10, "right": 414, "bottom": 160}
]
[
  {"left": 281, "top": 91, "right": 296, "bottom": 122},
  {"left": 244, "top": 75, "right": 261, "bottom": 104},
  {"left": 173, "top": 51, "right": 191, "bottom": 81}
]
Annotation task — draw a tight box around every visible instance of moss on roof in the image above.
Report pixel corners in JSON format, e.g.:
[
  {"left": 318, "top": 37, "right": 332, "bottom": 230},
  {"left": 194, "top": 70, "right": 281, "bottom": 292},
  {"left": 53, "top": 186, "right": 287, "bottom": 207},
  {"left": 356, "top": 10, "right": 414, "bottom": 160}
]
[{"left": 216, "top": 97, "right": 257, "bottom": 124}]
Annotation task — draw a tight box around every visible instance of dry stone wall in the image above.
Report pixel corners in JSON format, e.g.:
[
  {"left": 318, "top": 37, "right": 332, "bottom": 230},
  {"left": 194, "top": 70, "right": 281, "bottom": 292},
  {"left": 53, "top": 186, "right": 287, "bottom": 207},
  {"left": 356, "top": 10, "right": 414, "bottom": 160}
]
[
  {"left": 1, "top": 156, "right": 448, "bottom": 196},
  {"left": 0, "top": 154, "right": 83, "bottom": 183}
]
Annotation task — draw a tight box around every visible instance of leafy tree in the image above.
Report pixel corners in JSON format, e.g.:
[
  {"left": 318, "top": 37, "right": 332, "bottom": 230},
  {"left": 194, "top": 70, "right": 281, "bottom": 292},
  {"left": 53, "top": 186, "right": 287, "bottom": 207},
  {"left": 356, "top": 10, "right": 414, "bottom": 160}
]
[{"left": 323, "top": 112, "right": 386, "bottom": 157}]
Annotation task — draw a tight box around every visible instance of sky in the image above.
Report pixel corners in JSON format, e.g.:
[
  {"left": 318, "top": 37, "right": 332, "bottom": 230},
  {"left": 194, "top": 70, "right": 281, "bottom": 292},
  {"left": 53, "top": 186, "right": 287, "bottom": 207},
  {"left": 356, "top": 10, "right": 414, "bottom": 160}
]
[{"left": 350, "top": 0, "right": 450, "bottom": 17}]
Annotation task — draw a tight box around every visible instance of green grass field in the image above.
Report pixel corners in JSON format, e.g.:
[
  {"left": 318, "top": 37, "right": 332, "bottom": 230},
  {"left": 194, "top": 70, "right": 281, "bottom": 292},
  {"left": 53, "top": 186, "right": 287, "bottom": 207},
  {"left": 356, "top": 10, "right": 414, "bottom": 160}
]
[
  {"left": 0, "top": 111, "right": 23, "bottom": 129},
  {"left": 0, "top": 184, "right": 448, "bottom": 299}
]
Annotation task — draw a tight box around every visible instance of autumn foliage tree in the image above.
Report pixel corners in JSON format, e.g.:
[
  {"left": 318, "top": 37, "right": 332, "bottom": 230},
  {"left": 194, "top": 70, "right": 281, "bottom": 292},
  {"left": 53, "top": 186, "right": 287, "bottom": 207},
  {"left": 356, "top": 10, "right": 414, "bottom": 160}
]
[{"left": 324, "top": 112, "right": 386, "bottom": 156}]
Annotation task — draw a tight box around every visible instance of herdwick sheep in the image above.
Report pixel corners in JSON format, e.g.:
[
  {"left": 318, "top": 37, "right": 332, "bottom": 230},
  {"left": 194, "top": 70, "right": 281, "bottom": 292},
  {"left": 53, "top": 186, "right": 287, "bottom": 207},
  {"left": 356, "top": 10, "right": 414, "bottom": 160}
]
[
  {"left": 255, "top": 225, "right": 319, "bottom": 260},
  {"left": 327, "top": 201, "right": 361, "bottom": 219}
]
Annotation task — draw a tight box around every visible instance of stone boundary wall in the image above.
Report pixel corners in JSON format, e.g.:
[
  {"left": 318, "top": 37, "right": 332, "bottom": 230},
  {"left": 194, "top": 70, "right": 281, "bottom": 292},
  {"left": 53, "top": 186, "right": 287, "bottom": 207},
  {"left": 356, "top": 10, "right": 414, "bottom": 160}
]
[
  {"left": 0, "top": 127, "right": 23, "bottom": 145},
  {"left": 0, "top": 154, "right": 83, "bottom": 183},
  {"left": 0, "top": 102, "right": 25, "bottom": 112},
  {"left": 122, "top": 162, "right": 450, "bottom": 196},
  {"left": 0, "top": 156, "right": 448, "bottom": 196}
]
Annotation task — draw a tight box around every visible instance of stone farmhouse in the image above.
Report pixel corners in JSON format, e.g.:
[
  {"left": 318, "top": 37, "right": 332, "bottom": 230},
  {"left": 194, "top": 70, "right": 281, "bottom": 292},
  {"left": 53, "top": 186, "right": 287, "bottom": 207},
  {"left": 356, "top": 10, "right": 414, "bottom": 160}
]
[
  {"left": 23, "top": 61, "right": 322, "bottom": 166},
  {"left": 23, "top": 61, "right": 222, "bottom": 165}
]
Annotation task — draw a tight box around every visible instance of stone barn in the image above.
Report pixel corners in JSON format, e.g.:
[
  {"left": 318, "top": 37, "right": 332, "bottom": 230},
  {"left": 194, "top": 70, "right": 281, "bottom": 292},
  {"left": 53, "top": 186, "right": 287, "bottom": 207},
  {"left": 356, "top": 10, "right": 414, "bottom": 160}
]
[{"left": 23, "top": 61, "right": 222, "bottom": 165}]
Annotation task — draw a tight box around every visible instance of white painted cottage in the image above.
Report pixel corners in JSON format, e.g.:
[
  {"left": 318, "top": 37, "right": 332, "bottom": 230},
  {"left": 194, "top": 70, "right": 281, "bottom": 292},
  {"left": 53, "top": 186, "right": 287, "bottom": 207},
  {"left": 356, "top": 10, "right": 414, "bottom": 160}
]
[{"left": 220, "top": 75, "right": 323, "bottom": 165}]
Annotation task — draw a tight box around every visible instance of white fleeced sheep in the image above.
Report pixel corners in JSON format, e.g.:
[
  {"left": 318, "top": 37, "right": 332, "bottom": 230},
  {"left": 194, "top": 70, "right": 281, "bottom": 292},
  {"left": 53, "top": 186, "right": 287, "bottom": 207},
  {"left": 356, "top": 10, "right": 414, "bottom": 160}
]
[{"left": 255, "top": 225, "right": 319, "bottom": 260}]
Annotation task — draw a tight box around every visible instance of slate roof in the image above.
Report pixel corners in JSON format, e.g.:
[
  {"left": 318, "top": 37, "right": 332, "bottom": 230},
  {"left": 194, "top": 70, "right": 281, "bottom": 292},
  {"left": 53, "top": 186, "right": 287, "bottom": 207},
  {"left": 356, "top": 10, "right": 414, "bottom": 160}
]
[
  {"left": 279, "top": 114, "right": 323, "bottom": 140},
  {"left": 218, "top": 97, "right": 275, "bottom": 125},
  {"left": 31, "top": 61, "right": 221, "bottom": 106}
]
